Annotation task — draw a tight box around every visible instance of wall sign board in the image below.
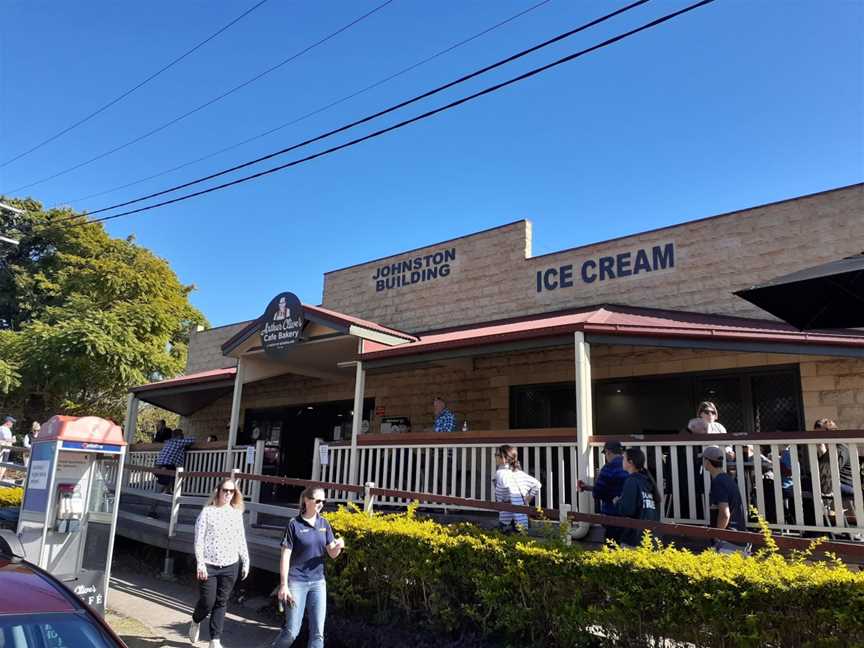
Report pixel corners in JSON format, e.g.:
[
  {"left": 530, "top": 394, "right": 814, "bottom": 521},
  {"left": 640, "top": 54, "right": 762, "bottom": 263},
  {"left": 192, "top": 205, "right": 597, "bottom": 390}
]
[
  {"left": 260, "top": 292, "right": 305, "bottom": 357},
  {"left": 373, "top": 248, "right": 456, "bottom": 292},
  {"left": 535, "top": 243, "right": 675, "bottom": 293}
]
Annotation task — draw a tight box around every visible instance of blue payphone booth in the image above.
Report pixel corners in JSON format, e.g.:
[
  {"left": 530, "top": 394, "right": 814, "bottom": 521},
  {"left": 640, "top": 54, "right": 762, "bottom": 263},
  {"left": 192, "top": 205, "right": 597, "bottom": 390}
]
[{"left": 16, "top": 416, "right": 126, "bottom": 615}]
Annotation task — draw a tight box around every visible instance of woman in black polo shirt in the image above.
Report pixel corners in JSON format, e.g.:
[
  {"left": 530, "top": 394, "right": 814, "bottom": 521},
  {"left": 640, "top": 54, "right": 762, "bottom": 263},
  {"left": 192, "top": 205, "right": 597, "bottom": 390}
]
[{"left": 272, "top": 486, "right": 345, "bottom": 648}]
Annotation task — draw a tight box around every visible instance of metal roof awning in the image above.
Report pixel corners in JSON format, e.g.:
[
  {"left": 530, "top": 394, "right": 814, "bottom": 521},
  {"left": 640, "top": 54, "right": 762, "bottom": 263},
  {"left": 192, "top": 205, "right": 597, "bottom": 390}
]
[
  {"left": 360, "top": 304, "right": 864, "bottom": 368},
  {"left": 131, "top": 368, "right": 237, "bottom": 415}
]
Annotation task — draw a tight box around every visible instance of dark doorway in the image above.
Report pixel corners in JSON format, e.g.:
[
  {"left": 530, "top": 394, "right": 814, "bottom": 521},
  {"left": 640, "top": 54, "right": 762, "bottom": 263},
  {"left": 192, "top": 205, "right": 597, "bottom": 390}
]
[{"left": 241, "top": 398, "right": 374, "bottom": 505}]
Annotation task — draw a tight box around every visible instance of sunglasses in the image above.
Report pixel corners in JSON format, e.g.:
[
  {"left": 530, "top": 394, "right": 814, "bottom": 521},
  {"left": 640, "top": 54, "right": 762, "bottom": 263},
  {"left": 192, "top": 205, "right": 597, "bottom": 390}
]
[
  {"left": 309, "top": 498, "right": 325, "bottom": 504},
  {"left": 701, "top": 410, "right": 717, "bottom": 415},
  {"left": 221, "top": 488, "right": 235, "bottom": 494}
]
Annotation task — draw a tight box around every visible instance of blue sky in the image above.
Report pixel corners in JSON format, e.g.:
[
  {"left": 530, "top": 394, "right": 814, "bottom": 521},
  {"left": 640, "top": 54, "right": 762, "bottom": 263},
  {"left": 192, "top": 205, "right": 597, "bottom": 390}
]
[{"left": 1, "top": 0, "right": 861, "bottom": 326}]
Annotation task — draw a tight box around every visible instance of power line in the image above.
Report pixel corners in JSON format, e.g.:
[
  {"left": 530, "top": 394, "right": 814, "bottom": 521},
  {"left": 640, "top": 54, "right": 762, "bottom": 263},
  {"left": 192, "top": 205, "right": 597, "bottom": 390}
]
[
  {"left": 71, "top": 0, "right": 652, "bottom": 221},
  {"left": 0, "top": 0, "right": 271, "bottom": 169},
  {"left": 59, "top": 0, "right": 554, "bottom": 209},
  {"left": 72, "top": 0, "right": 718, "bottom": 229},
  {"left": 4, "top": 0, "right": 395, "bottom": 195}
]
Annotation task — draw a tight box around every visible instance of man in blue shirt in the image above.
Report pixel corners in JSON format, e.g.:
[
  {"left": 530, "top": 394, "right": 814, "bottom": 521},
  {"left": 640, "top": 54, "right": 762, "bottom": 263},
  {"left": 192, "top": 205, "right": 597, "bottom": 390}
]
[
  {"left": 148, "top": 429, "right": 195, "bottom": 518},
  {"left": 433, "top": 397, "right": 455, "bottom": 433},
  {"left": 578, "top": 441, "right": 628, "bottom": 542},
  {"left": 702, "top": 445, "right": 750, "bottom": 554}
]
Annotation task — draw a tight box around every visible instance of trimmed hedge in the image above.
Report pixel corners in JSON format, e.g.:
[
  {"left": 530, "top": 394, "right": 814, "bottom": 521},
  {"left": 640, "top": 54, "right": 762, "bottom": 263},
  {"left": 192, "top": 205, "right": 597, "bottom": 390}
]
[
  {"left": 326, "top": 506, "right": 864, "bottom": 648},
  {"left": 0, "top": 487, "right": 23, "bottom": 508}
]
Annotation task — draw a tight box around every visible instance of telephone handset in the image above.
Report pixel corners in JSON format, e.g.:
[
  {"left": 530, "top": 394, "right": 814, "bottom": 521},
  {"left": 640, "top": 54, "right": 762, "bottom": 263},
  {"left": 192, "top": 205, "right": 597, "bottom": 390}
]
[{"left": 54, "top": 483, "right": 84, "bottom": 533}]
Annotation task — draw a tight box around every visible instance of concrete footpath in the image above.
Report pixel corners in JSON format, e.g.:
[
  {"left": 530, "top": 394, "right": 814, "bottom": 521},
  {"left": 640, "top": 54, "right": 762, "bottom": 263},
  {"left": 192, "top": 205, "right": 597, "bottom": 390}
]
[{"left": 108, "top": 566, "right": 280, "bottom": 648}]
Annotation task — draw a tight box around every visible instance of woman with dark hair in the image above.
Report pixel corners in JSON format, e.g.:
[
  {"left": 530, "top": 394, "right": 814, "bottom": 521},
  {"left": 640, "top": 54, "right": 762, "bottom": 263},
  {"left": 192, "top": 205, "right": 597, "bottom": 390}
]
[
  {"left": 615, "top": 448, "right": 661, "bottom": 547},
  {"left": 272, "top": 486, "right": 345, "bottom": 648},
  {"left": 189, "top": 478, "right": 249, "bottom": 648},
  {"left": 494, "top": 445, "right": 542, "bottom": 533}
]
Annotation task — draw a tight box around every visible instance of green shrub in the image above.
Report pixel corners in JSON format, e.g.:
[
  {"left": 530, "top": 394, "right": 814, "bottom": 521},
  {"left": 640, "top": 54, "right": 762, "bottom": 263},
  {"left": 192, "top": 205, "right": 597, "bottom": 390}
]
[
  {"left": 0, "top": 487, "right": 23, "bottom": 508},
  {"left": 327, "top": 506, "right": 864, "bottom": 648}
]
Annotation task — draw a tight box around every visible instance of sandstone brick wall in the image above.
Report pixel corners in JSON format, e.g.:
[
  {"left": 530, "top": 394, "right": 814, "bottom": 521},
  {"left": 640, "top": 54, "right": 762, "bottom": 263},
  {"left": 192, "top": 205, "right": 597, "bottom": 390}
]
[
  {"left": 180, "top": 395, "right": 233, "bottom": 440},
  {"left": 184, "top": 346, "right": 864, "bottom": 440},
  {"left": 321, "top": 184, "right": 863, "bottom": 332},
  {"left": 185, "top": 322, "right": 249, "bottom": 374},
  {"left": 800, "top": 358, "right": 864, "bottom": 428}
]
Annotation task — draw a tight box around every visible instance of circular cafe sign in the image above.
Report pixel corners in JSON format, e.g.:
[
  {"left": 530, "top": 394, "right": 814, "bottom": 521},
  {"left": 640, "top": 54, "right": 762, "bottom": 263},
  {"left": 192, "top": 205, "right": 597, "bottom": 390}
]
[{"left": 260, "top": 292, "right": 304, "bottom": 357}]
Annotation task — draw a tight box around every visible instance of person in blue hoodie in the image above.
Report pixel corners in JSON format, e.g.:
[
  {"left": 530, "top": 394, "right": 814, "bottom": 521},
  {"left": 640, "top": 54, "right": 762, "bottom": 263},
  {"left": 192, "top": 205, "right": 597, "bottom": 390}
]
[
  {"left": 578, "top": 441, "right": 628, "bottom": 542},
  {"left": 616, "top": 447, "right": 662, "bottom": 548}
]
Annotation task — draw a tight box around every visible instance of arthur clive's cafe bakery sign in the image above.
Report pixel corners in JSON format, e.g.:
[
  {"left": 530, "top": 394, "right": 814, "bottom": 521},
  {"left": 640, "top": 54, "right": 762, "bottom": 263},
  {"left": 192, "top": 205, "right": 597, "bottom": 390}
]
[{"left": 260, "top": 292, "right": 304, "bottom": 357}]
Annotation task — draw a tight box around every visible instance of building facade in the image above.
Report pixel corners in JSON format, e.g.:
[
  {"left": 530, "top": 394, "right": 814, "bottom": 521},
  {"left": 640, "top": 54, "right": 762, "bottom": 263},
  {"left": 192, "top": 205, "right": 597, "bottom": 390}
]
[
  {"left": 126, "top": 183, "right": 864, "bottom": 534},
  {"left": 155, "top": 183, "right": 862, "bottom": 442}
]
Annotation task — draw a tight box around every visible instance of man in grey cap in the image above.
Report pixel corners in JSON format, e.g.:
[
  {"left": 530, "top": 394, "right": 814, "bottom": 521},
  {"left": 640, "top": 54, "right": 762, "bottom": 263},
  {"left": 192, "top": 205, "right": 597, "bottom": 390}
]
[
  {"left": 0, "top": 416, "right": 15, "bottom": 482},
  {"left": 701, "top": 445, "right": 750, "bottom": 554}
]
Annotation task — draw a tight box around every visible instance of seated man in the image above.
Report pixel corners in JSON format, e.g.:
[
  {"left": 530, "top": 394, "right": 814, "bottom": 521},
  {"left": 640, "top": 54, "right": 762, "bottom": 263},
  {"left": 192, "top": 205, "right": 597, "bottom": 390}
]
[
  {"left": 148, "top": 429, "right": 195, "bottom": 518},
  {"left": 701, "top": 445, "right": 750, "bottom": 555},
  {"left": 578, "top": 441, "right": 628, "bottom": 542}
]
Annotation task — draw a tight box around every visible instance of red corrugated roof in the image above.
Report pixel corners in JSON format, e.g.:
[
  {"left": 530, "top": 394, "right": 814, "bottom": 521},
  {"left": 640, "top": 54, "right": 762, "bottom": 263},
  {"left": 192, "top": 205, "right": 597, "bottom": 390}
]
[
  {"left": 303, "top": 304, "right": 417, "bottom": 341},
  {"left": 132, "top": 367, "right": 237, "bottom": 393},
  {"left": 360, "top": 305, "right": 864, "bottom": 360}
]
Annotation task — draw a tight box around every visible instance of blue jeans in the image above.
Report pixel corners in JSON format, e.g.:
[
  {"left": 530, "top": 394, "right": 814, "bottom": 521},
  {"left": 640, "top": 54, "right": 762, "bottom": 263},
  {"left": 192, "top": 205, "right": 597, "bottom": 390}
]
[{"left": 271, "top": 579, "right": 326, "bottom": 648}]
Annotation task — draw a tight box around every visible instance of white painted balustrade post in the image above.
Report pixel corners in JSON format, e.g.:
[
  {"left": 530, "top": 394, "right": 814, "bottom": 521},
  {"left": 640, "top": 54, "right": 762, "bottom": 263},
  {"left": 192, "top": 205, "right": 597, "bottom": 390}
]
[
  {"left": 559, "top": 503, "right": 572, "bottom": 546},
  {"left": 162, "top": 466, "right": 185, "bottom": 579},
  {"left": 311, "top": 438, "right": 322, "bottom": 481},
  {"left": 364, "top": 481, "right": 376, "bottom": 515},
  {"left": 168, "top": 467, "right": 184, "bottom": 539},
  {"left": 249, "top": 439, "right": 265, "bottom": 527}
]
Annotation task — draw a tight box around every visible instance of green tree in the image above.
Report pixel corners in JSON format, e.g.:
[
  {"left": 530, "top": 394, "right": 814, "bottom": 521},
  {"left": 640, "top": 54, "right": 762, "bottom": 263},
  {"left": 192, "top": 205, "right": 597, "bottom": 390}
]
[
  {"left": 0, "top": 197, "right": 206, "bottom": 424},
  {"left": 136, "top": 404, "right": 180, "bottom": 444}
]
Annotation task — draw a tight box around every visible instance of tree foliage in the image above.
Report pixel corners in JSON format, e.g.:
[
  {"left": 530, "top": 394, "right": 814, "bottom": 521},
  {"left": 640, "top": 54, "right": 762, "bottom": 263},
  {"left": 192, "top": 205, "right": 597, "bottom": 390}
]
[{"left": 0, "top": 197, "right": 206, "bottom": 423}]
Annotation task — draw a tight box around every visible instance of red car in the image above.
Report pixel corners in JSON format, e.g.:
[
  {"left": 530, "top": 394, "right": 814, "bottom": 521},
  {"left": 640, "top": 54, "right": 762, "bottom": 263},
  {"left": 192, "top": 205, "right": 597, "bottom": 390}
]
[{"left": 0, "top": 542, "right": 127, "bottom": 647}]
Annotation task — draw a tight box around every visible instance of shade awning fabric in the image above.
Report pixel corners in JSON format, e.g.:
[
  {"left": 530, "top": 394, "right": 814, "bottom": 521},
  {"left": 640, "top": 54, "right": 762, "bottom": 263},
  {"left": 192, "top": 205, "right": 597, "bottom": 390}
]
[
  {"left": 130, "top": 367, "right": 237, "bottom": 416},
  {"left": 360, "top": 304, "right": 864, "bottom": 361},
  {"left": 734, "top": 253, "right": 864, "bottom": 330}
]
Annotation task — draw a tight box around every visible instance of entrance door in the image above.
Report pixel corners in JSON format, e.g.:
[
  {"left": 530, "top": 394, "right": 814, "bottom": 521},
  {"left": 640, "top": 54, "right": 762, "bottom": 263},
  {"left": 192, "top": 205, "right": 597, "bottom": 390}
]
[{"left": 245, "top": 398, "right": 374, "bottom": 505}]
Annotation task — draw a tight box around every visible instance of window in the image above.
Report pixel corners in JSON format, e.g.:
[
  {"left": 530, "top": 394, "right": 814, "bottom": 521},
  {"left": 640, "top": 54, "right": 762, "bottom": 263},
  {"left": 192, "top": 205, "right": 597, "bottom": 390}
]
[
  {"left": 595, "top": 366, "right": 803, "bottom": 436},
  {"left": 510, "top": 383, "right": 577, "bottom": 429},
  {"left": 0, "top": 613, "right": 119, "bottom": 648},
  {"left": 509, "top": 365, "right": 804, "bottom": 434}
]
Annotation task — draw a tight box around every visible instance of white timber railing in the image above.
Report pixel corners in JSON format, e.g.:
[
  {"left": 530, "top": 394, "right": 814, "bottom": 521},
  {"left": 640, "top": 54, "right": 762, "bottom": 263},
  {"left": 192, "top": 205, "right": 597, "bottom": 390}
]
[
  {"left": 312, "top": 429, "right": 579, "bottom": 514},
  {"left": 126, "top": 443, "right": 263, "bottom": 500},
  {"left": 589, "top": 431, "right": 864, "bottom": 539}
]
